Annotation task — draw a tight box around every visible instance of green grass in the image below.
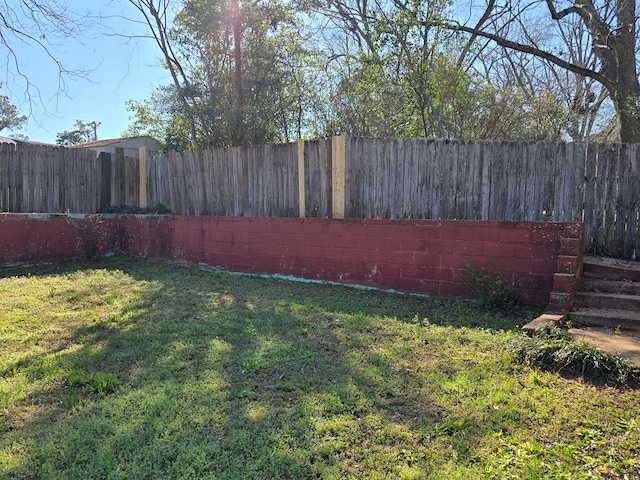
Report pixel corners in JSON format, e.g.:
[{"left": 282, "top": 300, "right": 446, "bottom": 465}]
[{"left": 0, "top": 257, "right": 638, "bottom": 479}]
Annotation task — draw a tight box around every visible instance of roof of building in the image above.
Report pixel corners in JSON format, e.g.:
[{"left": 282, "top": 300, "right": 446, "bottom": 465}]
[
  {"left": 0, "top": 136, "right": 57, "bottom": 147},
  {"left": 69, "top": 136, "right": 160, "bottom": 149}
]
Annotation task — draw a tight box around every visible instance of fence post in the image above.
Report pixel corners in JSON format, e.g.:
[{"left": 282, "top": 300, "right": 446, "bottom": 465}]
[
  {"left": 139, "top": 146, "right": 147, "bottom": 209},
  {"left": 297, "top": 139, "right": 306, "bottom": 218},
  {"left": 331, "top": 136, "right": 346, "bottom": 219}
]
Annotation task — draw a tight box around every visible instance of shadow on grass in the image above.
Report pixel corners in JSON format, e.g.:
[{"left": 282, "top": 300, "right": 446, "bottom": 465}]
[{"left": 1, "top": 257, "right": 540, "bottom": 479}]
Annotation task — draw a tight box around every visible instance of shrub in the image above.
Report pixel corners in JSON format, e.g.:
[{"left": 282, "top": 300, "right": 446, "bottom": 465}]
[
  {"left": 99, "top": 203, "right": 171, "bottom": 215},
  {"left": 462, "top": 265, "right": 523, "bottom": 312}
]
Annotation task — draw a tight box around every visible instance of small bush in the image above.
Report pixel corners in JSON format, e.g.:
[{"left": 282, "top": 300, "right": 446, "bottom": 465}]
[
  {"left": 462, "top": 265, "right": 523, "bottom": 312},
  {"left": 513, "top": 326, "right": 640, "bottom": 388},
  {"left": 99, "top": 203, "right": 171, "bottom": 215}
]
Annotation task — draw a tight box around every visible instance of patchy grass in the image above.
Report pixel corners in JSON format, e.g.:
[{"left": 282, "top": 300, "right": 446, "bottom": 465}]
[{"left": 0, "top": 258, "right": 638, "bottom": 479}]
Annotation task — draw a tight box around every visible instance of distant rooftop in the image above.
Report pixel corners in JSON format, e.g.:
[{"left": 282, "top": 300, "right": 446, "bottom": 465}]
[
  {"left": 0, "top": 136, "right": 57, "bottom": 147},
  {"left": 69, "top": 136, "right": 158, "bottom": 149}
]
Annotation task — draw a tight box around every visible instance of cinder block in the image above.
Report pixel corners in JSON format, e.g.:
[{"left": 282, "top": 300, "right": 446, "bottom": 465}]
[
  {"left": 557, "top": 255, "right": 580, "bottom": 274},
  {"left": 553, "top": 273, "right": 577, "bottom": 293},
  {"left": 548, "top": 292, "right": 574, "bottom": 313},
  {"left": 559, "top": 236, "right": 582, "bottom": 256},
  {"left": 522, "top": 314, "right": 566, "bottom": 335}
]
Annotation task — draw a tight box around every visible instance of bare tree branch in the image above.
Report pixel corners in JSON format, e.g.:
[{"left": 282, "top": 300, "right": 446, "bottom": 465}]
[
  {"left": 430, "top": 19, "right": 616, "bottom": 93},
  {"left": 0, "top": 0, "right": 96, "bottom": 117}
]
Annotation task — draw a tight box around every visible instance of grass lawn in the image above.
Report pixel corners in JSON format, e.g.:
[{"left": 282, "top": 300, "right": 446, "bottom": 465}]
[{"left": 1, "top": 257, "right": 638, "bottom": 479}]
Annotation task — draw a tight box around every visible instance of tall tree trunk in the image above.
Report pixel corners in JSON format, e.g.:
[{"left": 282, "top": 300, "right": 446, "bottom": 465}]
[
  {"left": 615, "top": 80, "right": 640, "bottom": 143},
  {"left": 612, "top": 0, "right": 640, "bottom": 143},
  {"left": 232, "top": 0, "right": 245, "bottom": 146}
]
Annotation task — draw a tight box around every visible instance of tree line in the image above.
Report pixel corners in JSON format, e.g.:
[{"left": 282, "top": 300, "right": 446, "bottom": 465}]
[{"left": 1, "top": 0, "right": 638, "bottom": 147}]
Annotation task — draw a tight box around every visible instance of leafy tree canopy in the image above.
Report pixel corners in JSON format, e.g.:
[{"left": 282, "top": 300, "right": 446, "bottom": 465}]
[
  {"left": 55, "top": 120, "right": 100, "bottom": 146},
  {"left": 0, "top": 95, "right": 26, "bottom": 133}
]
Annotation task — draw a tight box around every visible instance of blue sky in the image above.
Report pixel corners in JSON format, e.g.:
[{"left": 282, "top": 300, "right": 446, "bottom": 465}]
[{"left": 2, "top": 1, "right": 170, "bottom": 144}]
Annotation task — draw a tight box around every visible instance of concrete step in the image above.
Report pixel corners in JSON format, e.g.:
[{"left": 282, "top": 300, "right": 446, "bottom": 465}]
[
  {"left": 580, "top": 278, "right": 640, "bottom": 295},
  {"left": 568, "top": 308, "right": 640, "bottom": 331},
  {"left": 568, "top": 328, "right": 640, "bottom": 367},
  {"left": 583, "top": 256, "right": 640, "bottom": 282},
  {"left": 574, "top": 291, "right": 640, "bottom": 310}
]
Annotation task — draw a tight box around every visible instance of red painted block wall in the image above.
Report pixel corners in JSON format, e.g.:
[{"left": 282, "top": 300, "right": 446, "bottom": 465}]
[{"left": 0, "top": 214, "right": 584, "bottom": 308}]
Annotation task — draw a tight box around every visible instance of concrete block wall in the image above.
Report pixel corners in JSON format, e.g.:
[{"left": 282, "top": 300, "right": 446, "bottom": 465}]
[{"left": 0, "top": 214, "right": 584, "bottom": 308}]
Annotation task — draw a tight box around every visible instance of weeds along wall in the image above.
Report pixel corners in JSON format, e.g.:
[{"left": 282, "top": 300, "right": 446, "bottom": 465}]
[{"left": 0, "top": 214, "right": 583, "bottom": 309}]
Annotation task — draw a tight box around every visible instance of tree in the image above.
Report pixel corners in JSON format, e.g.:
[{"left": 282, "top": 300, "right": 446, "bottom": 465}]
[
  {"left": 55, "top": 120, "right": 100, "bottom": 146},
  {"left": 126, "top": 0, "right": 313, "bottom": 148},
  {"left": 414, "top": 0, "right": 640, "bottom": 142},
  {"left": 123, "top": 87, "right": 192, "bottom": 151},
  {"left": 0, "top": 95, "right": 26, "bottom": 133},
  {"left": 316, "top": 0, "right": 570, "bottom": 140},
  {"left": 126, "top": 0, "right": 202, "bottom": 152}
]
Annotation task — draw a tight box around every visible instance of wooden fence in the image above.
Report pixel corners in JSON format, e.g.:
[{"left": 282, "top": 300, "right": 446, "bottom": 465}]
[{"left": 0, "top": 138, "right": 638, "bottom": 258}]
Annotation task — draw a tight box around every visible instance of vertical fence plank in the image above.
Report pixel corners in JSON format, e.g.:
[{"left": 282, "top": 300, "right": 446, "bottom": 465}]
[
  {"left": 487, "top": 141, "right": 506, "bottom": 220},
  {"left": 430, "top": 140, "right": 445, "bottom": 219},
  {"left": 161, "top": 153, "right": 173, "bottom": 212},
  {"left": 23, "top": 146, "right": 34, "bottom": 212},
  {"left": 99, "top": 152, "right": 111, "bottom": 212},
  {"left": 139, "top": 147, "right": 147, "bottom": 209},
  {"left": 304, "top": 139, "right": 328, "bottom": 218},
  {"left": 9, "top": 143, "right": 21, "bottom": 212},
  {"left": 0, "top": 144, "right": 10, "bottom": 211},
  {"left": 582, "top": 143, "right": 598, "bottom": 251},
  {"left": 626, "top": 146, "right": 640, "bottom": 258},
  {"left": 175, "top": 151, "right": 189, "bottom": 215},
  {"left": 615, "top": 144, "right": 635, "bottom": 257},
  {"left": 32, "top": 146, "right": 42, "bottom": 212},
  {"left": 571, "top": 142, "right": 587, "bottom": 222},
  {"left": 602, "top": 144, "right": 620, "bottom": 254},
  {"left": 592, "top": 144, "right": 611, "bottom": 250},
  {"left": 202, "top": 149, "right": 215, "bottom": 215}
]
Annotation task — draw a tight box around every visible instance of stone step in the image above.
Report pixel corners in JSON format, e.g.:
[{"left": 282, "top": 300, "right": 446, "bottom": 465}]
[
  {"left": 574, "top": 291, "right": 640, "bottom": 310},
  {"left": 580, "top": 278, "right": 640, "bottom": 295},
  {"left": 568, "top": 308, "right": 640, "bottom": 331},
  {"left": 583, "top": 256, "right": 640, "bottom": 282}
]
